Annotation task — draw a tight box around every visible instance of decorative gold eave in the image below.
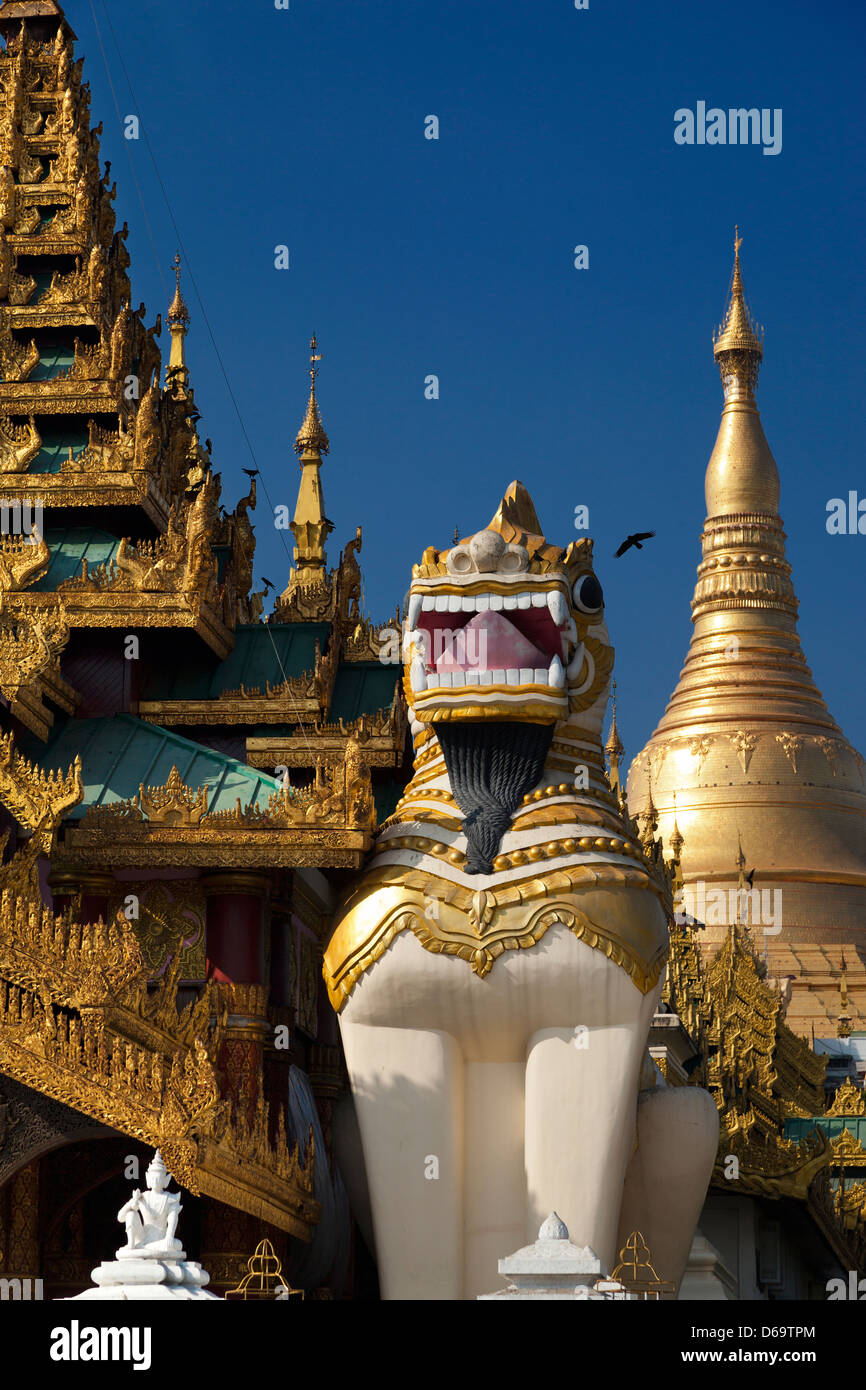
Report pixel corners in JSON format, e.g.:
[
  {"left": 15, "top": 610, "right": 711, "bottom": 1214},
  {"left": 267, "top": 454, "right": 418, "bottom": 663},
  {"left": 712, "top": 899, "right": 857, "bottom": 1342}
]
[
  {"left": 0, "top": 377, "right": 127, "bottom": 414},
  {"left": 0, "top": 877, "right": 320, "bottom": 1239},
  {"left": 5, "top": 591, "right": 234, "bottom": 660},
  {"left": 138, "top": 686, "right": 321, "bottom": 729},
  {"left": 0, "top": 471, "right": 170, "bottom": 529},
  {"left": 246, "top": 701, "right": 406, "bottom": 770}
]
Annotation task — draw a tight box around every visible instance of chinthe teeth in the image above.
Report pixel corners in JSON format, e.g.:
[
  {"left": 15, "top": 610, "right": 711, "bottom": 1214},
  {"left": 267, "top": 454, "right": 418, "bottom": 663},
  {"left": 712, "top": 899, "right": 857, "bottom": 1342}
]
[
  {"left": 448, "top": 594, "right": 462, "bottom": 612},
  {"left": 503, "top": 595, "right": 518, "bottom": 610},
  {"left": 533, "top": 667, "right": 547, "bottom": 683},
  {"left": 452, "top": 671, "right": 466, "bottom": 687},
  {"left": 410, "top": 657, "right": 427, "bottom": 692},
  {"left": 549, "top": 654, "right": 565, "bottom": 688},
  {"left": 461, "top": 595, "right": 475, "bottom": 612},
  {"left": 567, "top": 643, "right": 585, "bottom": 681},
  {"left": 435, "top": 595, "right": 449, "bottom": 613},
  {"left": 547, "top": 590, "right": 569, "bottom": 626},
  {"left": 466, "top": 670, "right": 481, "bottom": 684},
  {"left": 491, "top": 669, "right": 506, "bottom": 683},
  {"left": 517, "top": 593, "right": 531, "bottom": 610},
  {"left": 506, "top": 669, "right": 519, "bottom": 685},
  {"left": 422, "top": 596, "right": 435, "bottom": 611},
  {"left": 436, "top": 671, "right": 453, "bottom": 687},
  {"left": 479, "top": 670, "right": 493, "bottom": 685},
  {"left": 531, "top": 593, "right": 546, "bottom": 608},
  {"left": 520, "top": 667, "right": 533, "bottom": 683},
  {"left": 489, "top": 594, "right": 503, "bottom": 611},
  {"left": 407, "top": 594, "right": 422, "bottom": 628},
  {"left": 475, "top": 595, "right": 489, "bottom": 611}
]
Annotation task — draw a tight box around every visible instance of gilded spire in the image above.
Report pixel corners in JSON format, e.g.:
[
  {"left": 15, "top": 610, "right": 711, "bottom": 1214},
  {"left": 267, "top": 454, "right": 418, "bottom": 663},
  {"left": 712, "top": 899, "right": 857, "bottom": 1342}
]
[
  {"left": 166, "top": 252, "right": 190, "bottom": 393},
  {"left": 668, "top": 792, "right": 684, "bottom": 861},
  {"left": 705, "top": 229, "right": 779, "bottom": 517},
  {"left": 713, "top": 227, "right": 764, "bottom": 376},
  {"left": 282, "top": 337, "right": 334, "bottom": 593},
  {"left": 294, "top": 334, "right": 330, "bottom": 457},
  {"left": 167, "top": 251, "right": 190, "bottom": 328},
  {"left": 605, "top": 680, "right": 625, "bottom": 801}
]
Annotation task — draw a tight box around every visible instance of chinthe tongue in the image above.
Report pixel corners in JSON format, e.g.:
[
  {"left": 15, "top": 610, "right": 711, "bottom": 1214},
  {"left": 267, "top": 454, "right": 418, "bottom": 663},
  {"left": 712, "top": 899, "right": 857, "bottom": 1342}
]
[{"left": 435, "top": 610, "right": 544, "bottom": 674}]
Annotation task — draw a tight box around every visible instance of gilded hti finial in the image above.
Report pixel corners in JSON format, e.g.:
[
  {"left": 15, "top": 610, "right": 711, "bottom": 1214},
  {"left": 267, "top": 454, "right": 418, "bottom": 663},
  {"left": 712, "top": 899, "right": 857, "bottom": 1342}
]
[
  {"left": 294, "top": 334, "right": 330, "bottom": 457},
  {"left": 713, "top": 228, "right": 764, "bottom": 393},
  {"left": 167, "top": 252, "right": 190, "bottom": 328}
]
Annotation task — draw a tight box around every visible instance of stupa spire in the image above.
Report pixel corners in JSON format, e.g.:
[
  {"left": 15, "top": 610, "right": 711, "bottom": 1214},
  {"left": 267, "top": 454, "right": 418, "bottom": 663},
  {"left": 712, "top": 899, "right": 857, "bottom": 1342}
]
[
  {"left": 166, "top": 251, "right": 190, "bottom": 394},
  {"left": 627, "top": 236, "right": 866, "bottom": 1032},
  {"left": 285, "top": 336, "right": 333, "bottom": 590},
  {"left": 294, "top": 333, "right": 330, "bottom": 457},
  {"left": 705, "top": 229, "right": 779, "bottom": 517},
  {"left": 605, "top": 679, "right": 625, "bottom": 799}
]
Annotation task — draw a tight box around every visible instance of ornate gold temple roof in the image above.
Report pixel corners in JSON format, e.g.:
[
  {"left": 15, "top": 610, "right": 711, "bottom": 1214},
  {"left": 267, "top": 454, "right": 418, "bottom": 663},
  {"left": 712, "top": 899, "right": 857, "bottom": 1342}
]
[{"left": 627, "top": 235, "right": 866, "bottom": 1027}]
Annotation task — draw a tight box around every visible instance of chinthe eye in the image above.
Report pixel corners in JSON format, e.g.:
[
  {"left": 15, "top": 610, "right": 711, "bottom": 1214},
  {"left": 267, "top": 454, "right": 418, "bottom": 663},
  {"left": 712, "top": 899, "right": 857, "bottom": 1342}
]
[{"left": 573, "top": 574, "right": 604, "bottom": 614}]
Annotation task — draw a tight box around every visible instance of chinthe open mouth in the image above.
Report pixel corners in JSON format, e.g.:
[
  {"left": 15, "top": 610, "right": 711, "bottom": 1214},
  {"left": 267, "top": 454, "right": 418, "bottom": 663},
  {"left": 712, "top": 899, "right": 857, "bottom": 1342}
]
[{"left": 406, "top": 584, "right": 582, "bottom": 696}]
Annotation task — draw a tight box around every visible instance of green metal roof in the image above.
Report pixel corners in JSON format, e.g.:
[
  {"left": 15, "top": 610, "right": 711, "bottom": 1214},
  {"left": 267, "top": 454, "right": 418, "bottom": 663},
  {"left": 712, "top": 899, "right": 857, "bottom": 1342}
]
[
  {"left": 139, "top": 623, "right": 330, "bottom": 701},
  {"left": 29, "top": 426, "right": 89, "bottom": 475},
  {"left": 31, "top": 527, "right": 120, "bottom": 590},
  {"left": 37, "top": 714, "right": 280, "bottom": 820},
  {"left": 330, "top": 662, "right": 400, "bottom": 722},
  {"left": 31, "top": 344, "right": 75, "bottom": 381},
  {"left": 784, "top": 1116, "right": 866, "bottom": 1146}
]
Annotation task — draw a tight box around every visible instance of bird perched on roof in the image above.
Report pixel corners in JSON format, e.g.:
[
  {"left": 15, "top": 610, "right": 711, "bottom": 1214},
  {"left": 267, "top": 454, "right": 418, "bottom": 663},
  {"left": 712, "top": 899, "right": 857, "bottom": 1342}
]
[{"left": 614, "top": 530, "right": 656, "bottom": 558}]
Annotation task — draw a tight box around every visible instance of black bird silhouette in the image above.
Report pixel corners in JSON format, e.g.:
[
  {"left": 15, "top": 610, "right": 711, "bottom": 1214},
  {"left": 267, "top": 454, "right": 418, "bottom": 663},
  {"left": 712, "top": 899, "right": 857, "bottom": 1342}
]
[
  {"left": 745, "top": 868, "right": 756, "bottom": 888},
  {"left": 614, "top": 530, "right": 656, "bottom": 558},
  {"left": 261, "top": 577, "right": 275, "bottom": 592},
  {"left": 242, "top": 468, "right": 259, "bottom": 477}
]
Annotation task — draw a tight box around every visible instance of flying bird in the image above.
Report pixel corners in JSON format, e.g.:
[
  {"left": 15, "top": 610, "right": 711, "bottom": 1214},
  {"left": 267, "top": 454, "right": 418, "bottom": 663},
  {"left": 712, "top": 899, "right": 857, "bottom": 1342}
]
[
  {"left": 614, "top": 530, "right": 656, "bottom": 558},
  {"left": 242, "top": 467, "right": 259, "bottom": 477},
  {"left": 261, "top": 577, "right": 275, "bottom": 592},
  {"left": 745, "top": 868, "right": 756, "bottom": 888}
]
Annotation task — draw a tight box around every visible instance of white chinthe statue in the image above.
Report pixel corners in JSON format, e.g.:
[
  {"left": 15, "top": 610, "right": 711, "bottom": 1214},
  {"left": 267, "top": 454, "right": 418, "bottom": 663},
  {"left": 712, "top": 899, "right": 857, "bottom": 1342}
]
[{"left": 325, "top": 483, "right": 719, "bottom": 1300}]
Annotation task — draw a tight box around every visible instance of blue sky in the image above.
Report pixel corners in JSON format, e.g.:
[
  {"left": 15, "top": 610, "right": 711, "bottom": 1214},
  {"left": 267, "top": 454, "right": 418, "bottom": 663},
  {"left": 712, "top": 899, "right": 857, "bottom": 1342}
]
[{"left": 70, "top": 0, "right": 866, "bottom": 760}]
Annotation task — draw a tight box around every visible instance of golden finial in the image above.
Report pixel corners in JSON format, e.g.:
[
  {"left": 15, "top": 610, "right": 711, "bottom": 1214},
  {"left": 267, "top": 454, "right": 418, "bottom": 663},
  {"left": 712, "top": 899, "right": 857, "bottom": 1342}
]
[
  {"left": 166, "top": 251, "right": 190, "bottom": 328},
  {"left": 294, "top": 334, "right": 330, "bottom": 456},
  {"left": 713, "top": 227, "right": 763, "bottom": 391}
]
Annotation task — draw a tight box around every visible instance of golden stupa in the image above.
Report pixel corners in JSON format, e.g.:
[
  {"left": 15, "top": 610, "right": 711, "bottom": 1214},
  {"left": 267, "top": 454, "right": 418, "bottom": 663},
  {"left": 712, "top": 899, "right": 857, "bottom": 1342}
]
[{"left": 626, "top": 232, "right": 866, "bottom": 1038}]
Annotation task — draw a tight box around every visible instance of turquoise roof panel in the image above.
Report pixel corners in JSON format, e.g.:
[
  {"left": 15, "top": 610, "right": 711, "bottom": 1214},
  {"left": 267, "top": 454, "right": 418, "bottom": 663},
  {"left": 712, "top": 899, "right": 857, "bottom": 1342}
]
[
  {"left": 31, "top": 345, "right": 75, "bottom": 381},
  {"left": 37, "top": 714, "right": 280, "bottom": 820},
  {"left": 29, "top": 426, "right": 89, "bottom": 475},
  {"left": 139, "top": 623, "right": 331, "bottom": 700},
  {"left": 784, "top": 1116, "right": 866, "bottom": 1146},
  {"left": 329, "top": 662, "right": 400, "bottom": 723},
  {"left": 32, "top": 526, "right": 120, "bottom": 590}
]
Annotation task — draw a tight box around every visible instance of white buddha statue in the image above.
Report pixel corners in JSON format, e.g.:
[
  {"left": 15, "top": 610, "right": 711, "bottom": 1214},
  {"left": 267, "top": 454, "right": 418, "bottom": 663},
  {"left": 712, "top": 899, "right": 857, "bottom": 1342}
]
[{"left": 117, "top": 1151, "right": 183, "bottom": 1258}]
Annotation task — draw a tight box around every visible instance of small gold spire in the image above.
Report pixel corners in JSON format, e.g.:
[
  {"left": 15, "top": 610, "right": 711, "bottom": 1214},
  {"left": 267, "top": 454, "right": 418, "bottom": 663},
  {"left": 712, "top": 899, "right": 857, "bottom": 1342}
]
[
  {"left": 668, "top": 791, "right": 684, "bottom": 861},
  {"left": 605, "top": 680, "right": 625, "bottom": 801},
  {"left": 167, "top": 251, "right": 190, "bottom": 328},
  {"left": 294, "top": 334, "right": 330, "bottom": 457},
  {"left": 166, "top": 252, "right": 190, "bottom": 393},
  {"left": 639, "top": 776, "right": 658, "bottom": 851},
  {"left": 282, "top": 337, "right": 334, "bottom": 594}
]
